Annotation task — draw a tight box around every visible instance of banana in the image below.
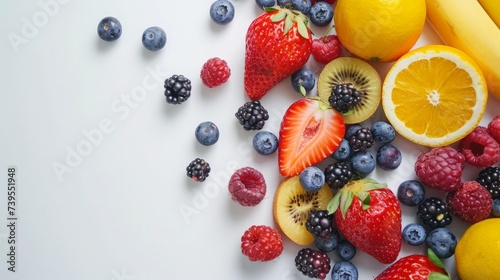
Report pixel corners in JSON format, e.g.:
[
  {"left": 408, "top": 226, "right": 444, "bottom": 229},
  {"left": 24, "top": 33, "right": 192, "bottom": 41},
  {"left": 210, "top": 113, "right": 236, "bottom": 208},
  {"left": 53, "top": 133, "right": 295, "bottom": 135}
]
[
  {"left": 425, "top": 0, "right": 500, "bottom": 100},
  {"left": 478, "top": 0, "right": 500, "bottom": 28}
]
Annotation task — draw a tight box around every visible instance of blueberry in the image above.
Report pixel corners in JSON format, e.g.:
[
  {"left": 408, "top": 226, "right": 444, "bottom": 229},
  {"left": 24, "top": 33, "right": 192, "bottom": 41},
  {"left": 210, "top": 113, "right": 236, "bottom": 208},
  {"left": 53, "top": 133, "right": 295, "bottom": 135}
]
[
  {"left": 336, "top": 240, "right": 356, "bottom": 261},
  {"left": 195, "top": 121, "right": 220, "bottom": 146},
  {"left": 142, "top": 26, "right": 167, "bottom": 51},
  {"left": 255, "top": 0, "right": 276, "bottom": 9},
  {"left": 332, "top": 139, "right": 352, "bottom": 161},
  {"left": 344, "top": 124, "right": 362, "bottom": 140},
  {"left": 277, "top": 0, "right": 293, "bottom": 8},
  {"left": 492, "top": 198, "right": 500, "bottom": 217},
  {"left": 371, "top": 120, "right": 396, "bottom": 144},
  {"left": 252, "top": 131, "right": 278, "bottom": 155},
  {"left": 426, "top": 227, "right": 458, "bottom": 259},
  {"left": 349, "top": 150, "right": 376, "bottom": 177},
  {"left": 314, "top": 229, "right": 340, "bottom": 253},
  {"left": 376, "top": 144, "right": 402, "bottom": 170},
  {"left": 402, "top": 223, "right": 427, "bottom": 246},
  {"left": 309, "top": 1, "right": 333, "bottom": 27},
  {"left": 209, "top": 0, "right": 235, "bottom": 25},
  {"left": 397, "top": 180, "right": 426, "bottom": 206},
  {"left": 290, "top": 0, "right": 312, "bottom": 14},
  {"left": 291, "top": 68, "right": 316, "bottom": 96},
  {"left": 97, "top": 16, "right": 122, "bottom": 42},
  {"left": 299, "top": 166, "right": 325, "bottom": 192},
  {"left": 331, "top": 261, "right": 358, "bottom": 280}
]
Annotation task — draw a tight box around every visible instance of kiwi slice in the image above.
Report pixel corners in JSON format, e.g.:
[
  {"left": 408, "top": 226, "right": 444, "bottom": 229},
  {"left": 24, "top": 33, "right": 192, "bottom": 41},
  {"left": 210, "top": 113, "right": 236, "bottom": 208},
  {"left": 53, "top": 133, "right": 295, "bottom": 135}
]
[
  {"left": 317, "top": 57, "right": 382, "bottom": 124},
  {"left": 273, "top": 176, "right": 333, "bottom": 246}
]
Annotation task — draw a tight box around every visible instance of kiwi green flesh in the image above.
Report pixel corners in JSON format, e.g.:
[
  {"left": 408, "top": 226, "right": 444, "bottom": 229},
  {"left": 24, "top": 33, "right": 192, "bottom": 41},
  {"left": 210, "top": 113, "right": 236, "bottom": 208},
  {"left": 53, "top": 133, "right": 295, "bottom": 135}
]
[
  {"left": 273, "top": 176, "right": 333, "bottom": 245},
  {"left": 318, "top": 57, "right": 382, "bottom": 124}
]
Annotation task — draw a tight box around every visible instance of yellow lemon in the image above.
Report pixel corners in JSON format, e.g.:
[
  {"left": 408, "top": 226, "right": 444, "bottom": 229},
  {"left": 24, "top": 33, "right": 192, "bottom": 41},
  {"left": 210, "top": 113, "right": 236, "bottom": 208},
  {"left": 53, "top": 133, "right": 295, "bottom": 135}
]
[
  {"left": 333, "top": 0, "right": 426, "bottom": 62},
  {"left": 382, "top": 45, "right": 488, "bottom": 147},
  {"left": 455, "top": 218, "right": 500, "bottom": 280}
]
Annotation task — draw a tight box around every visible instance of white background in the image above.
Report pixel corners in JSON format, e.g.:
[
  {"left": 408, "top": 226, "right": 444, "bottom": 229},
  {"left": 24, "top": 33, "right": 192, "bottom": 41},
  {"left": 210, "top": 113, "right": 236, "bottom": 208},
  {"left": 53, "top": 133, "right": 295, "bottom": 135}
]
[{"left": 1, "top": 0, "right": 499, "bottom": 279}]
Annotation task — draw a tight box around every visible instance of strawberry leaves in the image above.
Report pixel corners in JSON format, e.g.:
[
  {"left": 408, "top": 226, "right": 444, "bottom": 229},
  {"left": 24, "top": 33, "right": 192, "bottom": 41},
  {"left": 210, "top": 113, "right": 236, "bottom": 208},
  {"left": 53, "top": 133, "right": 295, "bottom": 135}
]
[
  {"left": 267, "top": 7, "right": 310, "bottom": 39},
  {"left": 327, "top": 178, "right": 387, "bottom": 219},
  {"left": 427, "top": 248, "right": 452, "bottom": 280}
]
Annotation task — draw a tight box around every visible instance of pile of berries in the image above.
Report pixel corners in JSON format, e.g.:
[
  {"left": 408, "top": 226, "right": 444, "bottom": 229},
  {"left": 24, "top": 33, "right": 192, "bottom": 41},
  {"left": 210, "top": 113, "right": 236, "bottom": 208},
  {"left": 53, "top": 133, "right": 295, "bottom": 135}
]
[
  {"left": 392, "top": 115, "right": 500, "bottom": 260},
  {"left": 127, "top": 1, "right": 500, "bottom": 278}
]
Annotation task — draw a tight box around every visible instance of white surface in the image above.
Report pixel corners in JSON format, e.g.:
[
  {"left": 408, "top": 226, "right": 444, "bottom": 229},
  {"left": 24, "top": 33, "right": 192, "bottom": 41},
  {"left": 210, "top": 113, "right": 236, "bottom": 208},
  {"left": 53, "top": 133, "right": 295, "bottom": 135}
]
[{"left": 1, "top": 1, "right": 499, "bottom": 279}]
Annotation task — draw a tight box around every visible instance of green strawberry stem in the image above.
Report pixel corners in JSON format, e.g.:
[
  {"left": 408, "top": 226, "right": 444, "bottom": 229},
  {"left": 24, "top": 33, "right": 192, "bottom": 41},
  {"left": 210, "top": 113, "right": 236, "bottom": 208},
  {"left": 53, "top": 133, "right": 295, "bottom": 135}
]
[
  {"left": 265, "top": 6, "right": 310, "bottom": 39},
  {"left": 427, "top": 248, "right": 452, "bottom": 280},
  {"left": 308, "top": 96, "right": 331, "bottom": 111},
  {"left": 327, "top": 178, "right": 387, "bottom": 219}
]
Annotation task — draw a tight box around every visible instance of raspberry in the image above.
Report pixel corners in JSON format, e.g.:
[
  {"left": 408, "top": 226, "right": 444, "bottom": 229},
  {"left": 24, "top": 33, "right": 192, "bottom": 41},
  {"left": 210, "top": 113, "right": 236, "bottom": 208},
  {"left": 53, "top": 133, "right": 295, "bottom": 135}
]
[
  {"left": 487, "top": 115, "right": 500, "bottom": 143},
  {"left": 446, "top": 181, "right": 493, "bottom": 224},
  {"left": 458, "top": 126, "right": 500, "bottom": 168},
  {"left": 228, "top": 167, "right": 266, "bottom": 206},
  {"left": 241, "top": 225, "right": 283, "bottom": 262},
  {"left": 295, "top": 248, "right": 331, "bottom": 279},
  {"left": 311, "top": 35, "right": 342, "bottom": 64},
  {"left": 414, "top": 146, "right": 465, "bottom": 192},
  {"left": 200, "top": 57, "right": 231, "bottom": 88}
]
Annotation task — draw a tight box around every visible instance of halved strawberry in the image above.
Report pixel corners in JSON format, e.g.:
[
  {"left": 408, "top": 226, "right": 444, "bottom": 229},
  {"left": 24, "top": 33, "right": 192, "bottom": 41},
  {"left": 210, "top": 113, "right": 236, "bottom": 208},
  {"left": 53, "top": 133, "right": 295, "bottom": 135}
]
[{"left": 278, "top": 98, "right": 345, "bottom": 177}]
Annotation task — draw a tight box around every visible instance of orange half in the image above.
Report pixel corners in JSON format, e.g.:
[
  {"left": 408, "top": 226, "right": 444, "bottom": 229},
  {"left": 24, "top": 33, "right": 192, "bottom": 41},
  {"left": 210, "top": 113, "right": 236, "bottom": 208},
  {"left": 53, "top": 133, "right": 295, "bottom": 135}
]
[{"left": 382, "top": 45, "right": 488, "bottom": 147}]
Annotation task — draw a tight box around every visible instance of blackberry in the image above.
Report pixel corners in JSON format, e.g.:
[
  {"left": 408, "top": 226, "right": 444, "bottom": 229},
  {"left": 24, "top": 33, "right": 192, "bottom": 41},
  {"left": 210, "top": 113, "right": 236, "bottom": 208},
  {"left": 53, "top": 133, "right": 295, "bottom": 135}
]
[
  {"left": 306, "top": 210, "right": 333, "bottom": 238},
  {"left": 324, "top": 162, "right": 353, "bottom": 189},
  {"left": 295, "top": 248, "right": 331, "bottom": 280},
  {"left": 328, "top": 83, "right": 362, "bottom": 114},
  {"left": 476, "top": 166, "right": 500, "bottom": 199},
  {"left": 164, "top": 74, "right": 191, "bottom": 104},
  {"left": 417, "top": 197, "right": 452, "bottom": 229},
  {"left": 186, "top": 158, "right": 211, "bottom": 182},
  {"left": 235, "top": 100, "right": 269, "bottom": 131},
  {"left": 349, "top": 127, "right": 374, "bottom": 151}
]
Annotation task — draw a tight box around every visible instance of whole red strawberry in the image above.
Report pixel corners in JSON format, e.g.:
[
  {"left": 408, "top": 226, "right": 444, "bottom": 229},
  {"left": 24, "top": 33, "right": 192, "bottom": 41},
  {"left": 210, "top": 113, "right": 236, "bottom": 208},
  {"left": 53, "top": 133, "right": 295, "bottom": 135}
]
[
  {"left": 375, "top": 249, "right": 449, "bottom": 280},
  {"left": 241, "top": 225, "right": 283, "bottom": 262},
  {"left": 328, "top": 178, "right": 402, "bottom": 264},
  {"left": 311, "top": 34, "right": 342, "bottom": 64},
  {"left": 244, "top": 7, "right": 312, "bottom": 100},
  {"left": 488, "top": 114, "right": 500, "bottom": 143},
  {"left": 446, "top": 181, "right": 493, "bottom": 224}
]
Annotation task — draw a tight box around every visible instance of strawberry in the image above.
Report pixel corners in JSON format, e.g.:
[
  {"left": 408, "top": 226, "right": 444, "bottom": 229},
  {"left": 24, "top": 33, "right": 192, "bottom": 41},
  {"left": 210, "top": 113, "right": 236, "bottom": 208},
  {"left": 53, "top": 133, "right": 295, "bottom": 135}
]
[
  {"left": 244, "top": 7, "right": 312, "bottom": 100},
  {"left": 375, "top": 249, "right": 449, "bottom": 280},
  {"left": 278, "top": 98, "right": 345, "bottom": 177},
  {"left": 327, "top": 178, "right": 402, "bottom": 264}
]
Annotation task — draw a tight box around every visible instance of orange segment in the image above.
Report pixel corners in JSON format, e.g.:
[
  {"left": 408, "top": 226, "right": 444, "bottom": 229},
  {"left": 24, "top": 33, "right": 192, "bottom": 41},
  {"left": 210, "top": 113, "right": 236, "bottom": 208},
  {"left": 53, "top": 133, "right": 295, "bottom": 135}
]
[{"left": 382, "top": 45, "right": 488, "bottom": 147}]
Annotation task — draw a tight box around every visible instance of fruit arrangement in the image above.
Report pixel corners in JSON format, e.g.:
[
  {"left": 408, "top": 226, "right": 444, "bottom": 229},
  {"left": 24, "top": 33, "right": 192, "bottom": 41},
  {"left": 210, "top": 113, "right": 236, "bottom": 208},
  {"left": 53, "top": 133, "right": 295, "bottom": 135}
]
[{"left": 97, "top": 0, "right": 500, "bottom": 279}]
